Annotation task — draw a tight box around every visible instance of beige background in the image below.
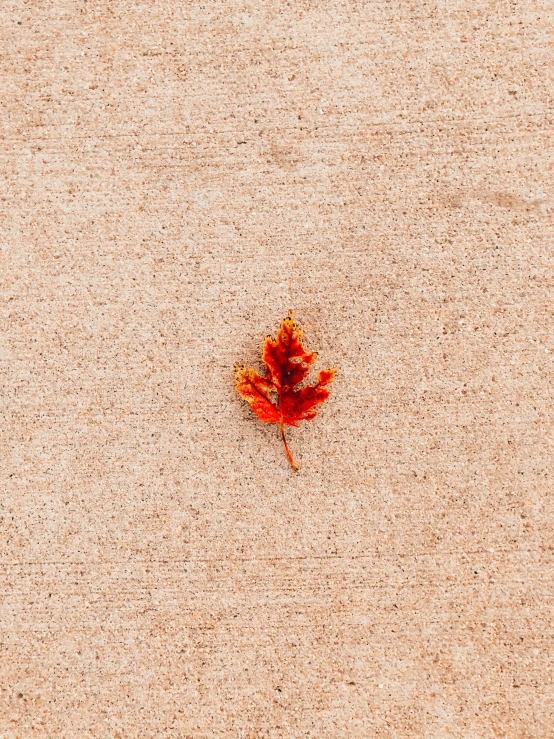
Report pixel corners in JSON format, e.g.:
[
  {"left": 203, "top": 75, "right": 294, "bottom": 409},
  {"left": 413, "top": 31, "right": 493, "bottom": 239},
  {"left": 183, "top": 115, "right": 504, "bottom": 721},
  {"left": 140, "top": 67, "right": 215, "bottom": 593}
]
[{"left": 1, "top": 0, "right": 554, "bottom": 737}]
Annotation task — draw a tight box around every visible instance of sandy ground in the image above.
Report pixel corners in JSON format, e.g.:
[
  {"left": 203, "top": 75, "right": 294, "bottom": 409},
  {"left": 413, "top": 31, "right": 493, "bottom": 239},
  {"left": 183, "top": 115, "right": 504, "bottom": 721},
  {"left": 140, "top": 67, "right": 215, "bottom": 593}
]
[{"left": 1, "top": 1, "right": 553, "bottom": 737}]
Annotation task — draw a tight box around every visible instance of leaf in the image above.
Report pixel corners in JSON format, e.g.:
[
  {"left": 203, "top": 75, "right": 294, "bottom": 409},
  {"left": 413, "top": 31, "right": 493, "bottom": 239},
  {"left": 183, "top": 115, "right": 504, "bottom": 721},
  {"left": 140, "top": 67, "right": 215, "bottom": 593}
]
[{"left": 235, "top": 311, "right": 336, "bottom": 470}]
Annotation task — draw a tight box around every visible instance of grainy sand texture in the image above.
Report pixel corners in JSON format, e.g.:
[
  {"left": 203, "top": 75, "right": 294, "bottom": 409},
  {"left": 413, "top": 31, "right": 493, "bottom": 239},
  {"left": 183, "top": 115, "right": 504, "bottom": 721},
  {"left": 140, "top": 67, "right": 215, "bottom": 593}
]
[{"left": 1, "top": 1, "right": 553, "bottom": 737}]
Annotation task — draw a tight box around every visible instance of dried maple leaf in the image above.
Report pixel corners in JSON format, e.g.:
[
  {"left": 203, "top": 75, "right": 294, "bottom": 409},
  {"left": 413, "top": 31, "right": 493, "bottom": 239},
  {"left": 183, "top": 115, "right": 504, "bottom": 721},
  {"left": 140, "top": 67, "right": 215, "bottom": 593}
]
[{"left": 235, "top": 311, "right": 336, "bottom": 471}]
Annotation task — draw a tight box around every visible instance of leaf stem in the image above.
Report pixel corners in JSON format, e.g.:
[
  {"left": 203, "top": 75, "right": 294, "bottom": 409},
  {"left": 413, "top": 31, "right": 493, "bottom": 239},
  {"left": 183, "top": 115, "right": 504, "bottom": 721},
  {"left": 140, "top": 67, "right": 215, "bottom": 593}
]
[{"left": 280, "top": 421, "right": 298, "bottom": 471}]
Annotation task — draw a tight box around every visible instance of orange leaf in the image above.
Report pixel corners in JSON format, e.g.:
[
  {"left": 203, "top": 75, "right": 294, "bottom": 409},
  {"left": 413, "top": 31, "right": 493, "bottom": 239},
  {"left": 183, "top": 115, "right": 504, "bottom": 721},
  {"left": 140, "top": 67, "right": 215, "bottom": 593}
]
[
  {"left": 235, "top": 311, "right": 336, "bottom": 470},
  {"left": 234, "top": 366, "right": 280, "bottom": 423}
]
